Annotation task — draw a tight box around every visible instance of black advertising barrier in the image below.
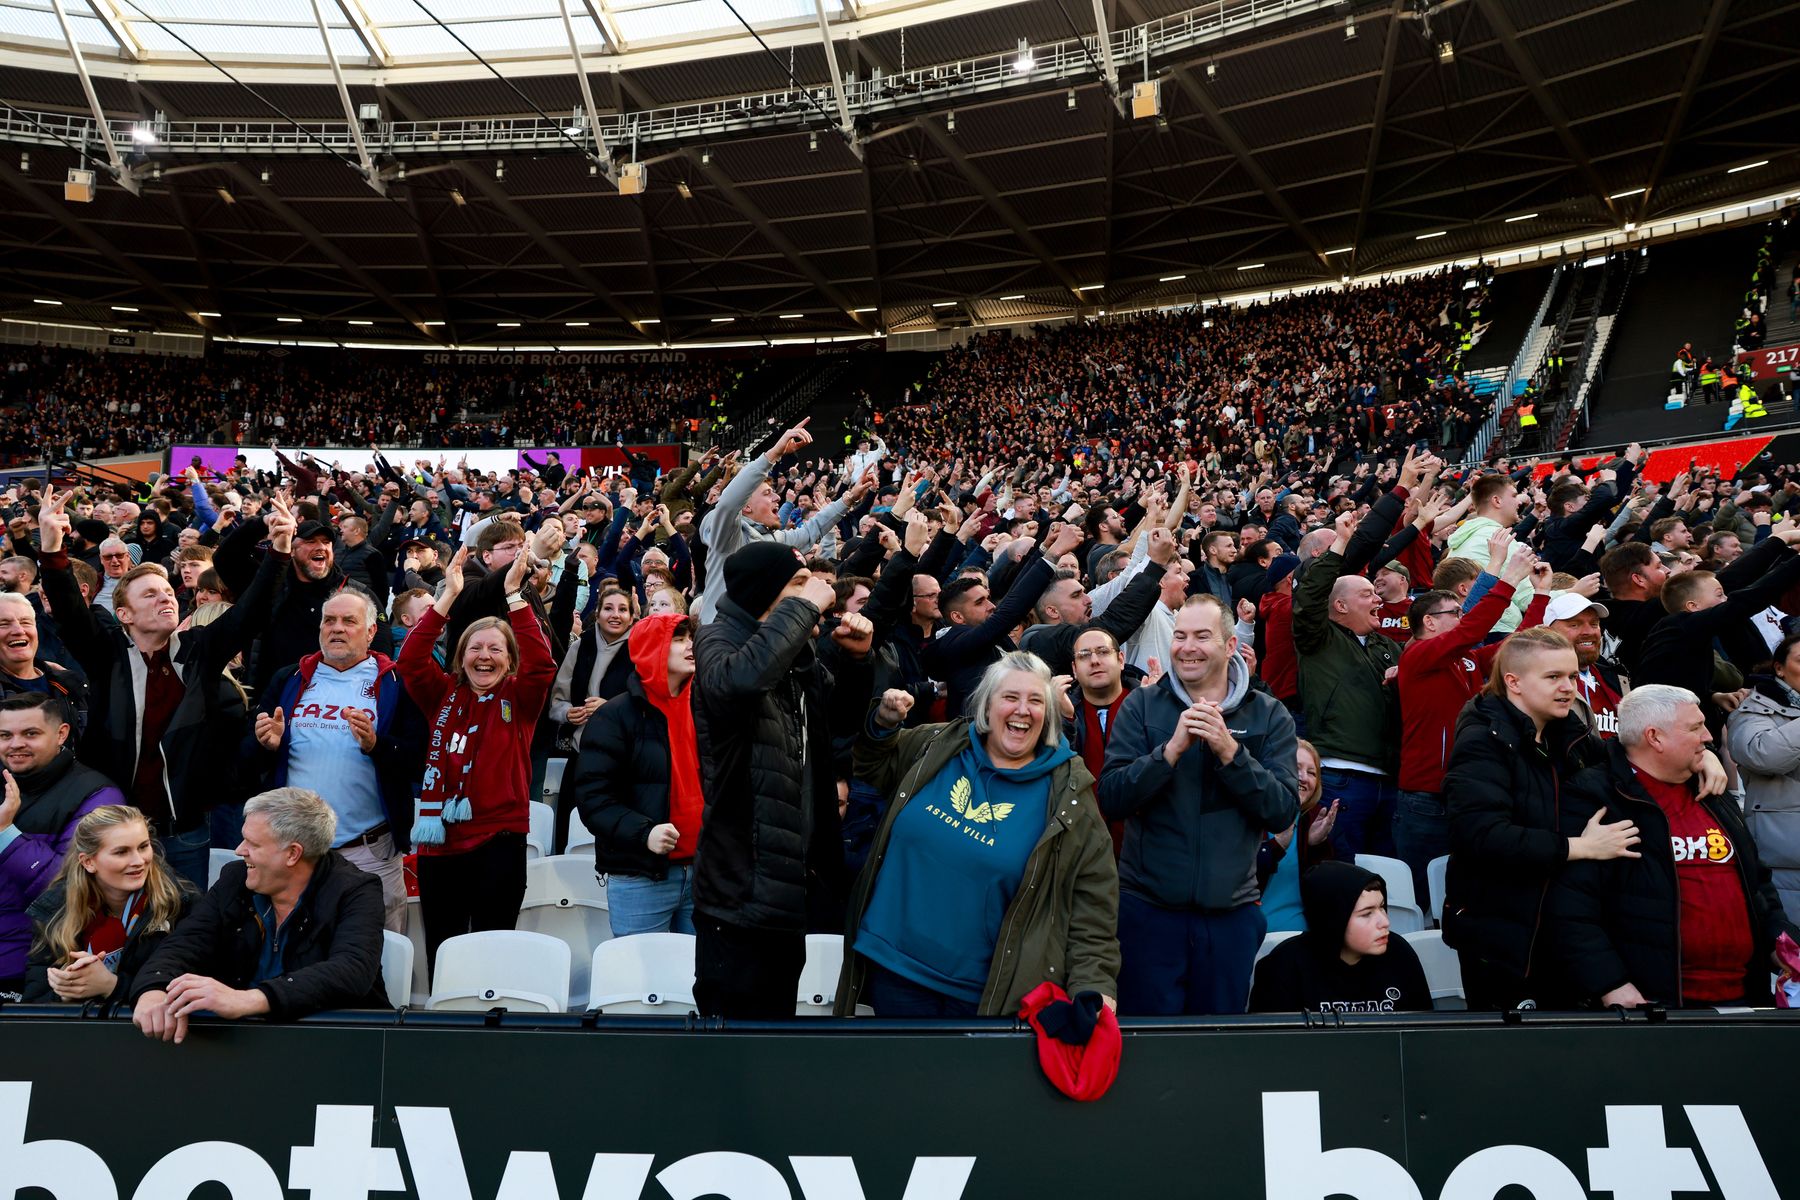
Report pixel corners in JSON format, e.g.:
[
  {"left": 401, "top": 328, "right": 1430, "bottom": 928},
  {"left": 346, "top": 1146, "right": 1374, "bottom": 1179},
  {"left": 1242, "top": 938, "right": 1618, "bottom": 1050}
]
[{"left": 0, "top": 1010, "right": 1793, "bottom": 1198}]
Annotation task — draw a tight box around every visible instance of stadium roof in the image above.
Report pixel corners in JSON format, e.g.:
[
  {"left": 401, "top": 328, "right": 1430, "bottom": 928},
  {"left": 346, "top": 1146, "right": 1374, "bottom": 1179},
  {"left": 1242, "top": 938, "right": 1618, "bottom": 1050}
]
[{"left": 0, "top": 0, "right": 1794, "bottom": 347}]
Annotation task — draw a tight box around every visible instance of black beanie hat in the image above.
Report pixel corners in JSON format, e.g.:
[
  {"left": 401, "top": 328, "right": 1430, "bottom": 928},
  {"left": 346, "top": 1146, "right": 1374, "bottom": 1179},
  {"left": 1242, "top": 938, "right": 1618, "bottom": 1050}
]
[{"left": 724, "top": 541, "right": 807, "bottom": 616}]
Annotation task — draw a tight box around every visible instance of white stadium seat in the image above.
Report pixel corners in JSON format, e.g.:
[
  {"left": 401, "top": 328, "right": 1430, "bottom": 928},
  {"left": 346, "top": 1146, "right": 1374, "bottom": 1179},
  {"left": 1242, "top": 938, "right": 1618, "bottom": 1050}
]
[
  {"left": 542, "top": 757, "right": 568, "bottom": 807},
  {"left": 428, "top": 930, "right": 571, "bottom": 1014},
  {"left": 1427, "top": 855, "right": 1450, "bottom": 926},
  {"left": 1356, "top": 854, "right": 1427, "bottom": 935},
  {"left": 526, "top": 800, "right": 554, "bottom": 861},
  {"left": 404, "top": 896, "right": 430, "bottom": 1006},
  {"left": 565, "top": 809, "right": 596, "bottom": 858},
  {"left": 1404, "top": 929, "right": 1465, "bottom": 1009},
  {"left": 1255, "top": 929, "right": 1301, "bottom": 965},
  {"left": 207, "top": 848, "right": 236, "bottom": 888},
  {"left": 514, "top": 855, "right": 610, "bottom": 1009},
  {"left": 589, "top": 933, "right": 697, "bottom": 1014},
  {"left": 796, "top": 934, "right": 845, "bottom": 1015},
  {"left": 379, "top": 929, "right": 413, "bottom": 1010}
]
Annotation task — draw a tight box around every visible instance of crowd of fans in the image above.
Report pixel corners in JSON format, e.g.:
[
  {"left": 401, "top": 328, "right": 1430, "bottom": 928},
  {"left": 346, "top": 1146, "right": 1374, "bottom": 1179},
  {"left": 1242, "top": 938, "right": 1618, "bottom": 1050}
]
[
  {"left": 0, "top": 349, "right": 727, "bottom": 462},
  {"left": 4, "top": 266, "right": 1800, "bottom": 1045}
]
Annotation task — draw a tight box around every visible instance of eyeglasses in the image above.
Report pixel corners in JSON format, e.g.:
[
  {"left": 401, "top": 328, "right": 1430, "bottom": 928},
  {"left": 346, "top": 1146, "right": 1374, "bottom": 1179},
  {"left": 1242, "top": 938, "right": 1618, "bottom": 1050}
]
[
  {"left": 1073, "top": 648, "right": 1120, "bottom": 662},
  {"left": 1425, "top": 608, "right": 1460, "bottom": 619}
]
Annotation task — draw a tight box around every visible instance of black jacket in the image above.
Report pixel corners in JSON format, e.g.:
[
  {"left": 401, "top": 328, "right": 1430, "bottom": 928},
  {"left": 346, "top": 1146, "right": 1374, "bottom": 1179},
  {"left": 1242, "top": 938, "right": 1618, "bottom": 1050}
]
[
  {"left": 41, "top": 547, "right": 281, "bottom": 833},
  {"left": 213, "top": 517, "right": 394, "bottom": 698},
  {"left": 23, "top": 885, "right": 195, "bottom": 1006},
  {"left": 0, "top": 659, "right": 89, "bottom": 745},
  {"left": 692, "top": 593, "right": 872, "bottom": 933},
  {"left": 129, "top": 853, "right": 388, "bottom": 1018},
  {"left": 1442, "top": 694, "right": 1604, "bottom": 984},
  {"left": 1249, "top": 861, "right": 1431, "bottom": 1014},
  {"left": 572, "top": 674, "right": 680, "bottom": 881},
  {"left": 1019, "top": 560, "right": 1168, "bottom": 677},
  {"left": 1547, "top": 740, "right": 1799, "bottom": 1006},
  {"left": 922, "top": 552, "right": 1055, "bottom": 718},
  {"left": 1538, "top": 470, "right": 1630, "bottom": 572}
]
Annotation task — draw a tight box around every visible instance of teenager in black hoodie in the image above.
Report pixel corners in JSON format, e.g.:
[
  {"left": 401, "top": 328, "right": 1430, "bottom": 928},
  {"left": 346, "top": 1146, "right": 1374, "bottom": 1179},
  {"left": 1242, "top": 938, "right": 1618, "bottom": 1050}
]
[{"left": 1250, "top": 861, "right": 1431, "bottom": 1014}]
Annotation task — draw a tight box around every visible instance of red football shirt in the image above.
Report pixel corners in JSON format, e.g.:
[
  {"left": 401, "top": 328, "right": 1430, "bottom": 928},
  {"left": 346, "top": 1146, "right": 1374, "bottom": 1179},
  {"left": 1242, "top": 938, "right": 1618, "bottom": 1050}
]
[{"left": 1632, "top": 767, "right": 1754, "bottom": 1003}]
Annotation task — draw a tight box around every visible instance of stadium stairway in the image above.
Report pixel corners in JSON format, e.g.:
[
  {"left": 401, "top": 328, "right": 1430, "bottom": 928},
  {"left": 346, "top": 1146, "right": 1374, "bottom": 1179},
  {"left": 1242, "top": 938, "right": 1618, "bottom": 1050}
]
[
  {"left": 1574, "top": 226, "right": 1765, "bottom": 448},
  {"left": 1460, "top": 265, "right": 1551, "bottom": 373},
  {"left": 1763, "top": 244, "right": 1800, "bottom": 349}
]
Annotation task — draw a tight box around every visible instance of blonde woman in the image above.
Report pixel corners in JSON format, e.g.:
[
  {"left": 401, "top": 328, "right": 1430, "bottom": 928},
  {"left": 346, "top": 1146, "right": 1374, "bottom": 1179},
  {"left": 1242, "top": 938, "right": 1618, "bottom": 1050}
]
[{"left": 25, "top": 805, "right": 192, "bottom": 1004}]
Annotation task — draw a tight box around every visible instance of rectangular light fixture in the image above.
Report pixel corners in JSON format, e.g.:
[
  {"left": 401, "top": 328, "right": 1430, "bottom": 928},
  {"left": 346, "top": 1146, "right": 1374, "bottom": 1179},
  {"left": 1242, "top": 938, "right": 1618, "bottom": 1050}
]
[
  {"left": 215, "top": 188, "right": 234, "bottom": 205},
  {"left": 639, "top": 318, "right": 660, "bottom": 324},
  {"left": 348, "top": 320, "right": 372, "bottom": 326},
  {"left": 1608, "top": 187, "right": 1645, "bottom": 199},
  {"left": 779, "top": 313, "right": 803, "bottom": 319},
  {"left": 931, "top": 301, "right": 956, "bottom": 308},
  {"left": 198, "top": 311, "right": 222, "bottom": 318},
  {"left": 277, "top": 317, "right": 302, "bottom": 323},
  {"left": 1159, "top": 274, "right": 1187, "bottom": 282},
  {"left": 32, "top": 298, "right": 60, "bottom": 306},
  {"left": 1727, "top": 160, "right": 1769, "bottom": 174},
  {"left": 676, "top": 181, "right": 693, "bottom": 198},
  {"left": 422, "top": 321, "right": 445, "bottom": 327},
  {"left": 851, "top": 306, "right": 877, "bottom": 313},
  {"left": 565, "top": 321, "right": 589, "bottom": 327},
  {"left": 1075, "top": 284, "right": 1102, "bottom": 291},
  {"left": 497, "top": 322, "right": 520, "bottom": 328},
  {"left": 710, "top": 317, "right": 733, "bottom": 323},
  {"left": 999, "top": 295, "right": 1025, "bottom": 301},
  {"left": 1504, "top": 213, "right": 1538, "bottom": 223},
  {"left": 1415, "top": 231, "right": 1447, "bottom": 240},
  {"left": 1324, "top": 246, "right": 1352, "bottom": 255},
  {"left": 1234, "top": 264, "right": 1264, "bottom": 271},
  {"left": 110, "top": 305, "right": 138, "bottom": 312}
]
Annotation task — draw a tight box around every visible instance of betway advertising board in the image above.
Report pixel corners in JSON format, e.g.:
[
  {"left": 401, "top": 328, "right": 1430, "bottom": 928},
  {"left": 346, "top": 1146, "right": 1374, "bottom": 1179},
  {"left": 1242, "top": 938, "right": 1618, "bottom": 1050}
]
[{"left": 0, "top": 1015, "right": 1789, "bottom": 1198}]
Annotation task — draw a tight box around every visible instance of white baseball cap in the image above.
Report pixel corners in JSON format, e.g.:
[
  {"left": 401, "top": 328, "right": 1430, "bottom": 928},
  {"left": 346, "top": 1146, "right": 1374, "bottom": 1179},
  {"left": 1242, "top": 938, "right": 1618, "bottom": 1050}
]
[{"left": 1543, "top": 593, "right": 1609, "bottom": 623}]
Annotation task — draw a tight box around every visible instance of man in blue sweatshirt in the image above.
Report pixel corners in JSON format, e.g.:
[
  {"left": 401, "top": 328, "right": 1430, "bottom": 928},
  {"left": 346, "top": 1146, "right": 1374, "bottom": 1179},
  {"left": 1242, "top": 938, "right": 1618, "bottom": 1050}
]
[{"left": 1099, "top": 594, "right": 1299, "bottom": 1014}]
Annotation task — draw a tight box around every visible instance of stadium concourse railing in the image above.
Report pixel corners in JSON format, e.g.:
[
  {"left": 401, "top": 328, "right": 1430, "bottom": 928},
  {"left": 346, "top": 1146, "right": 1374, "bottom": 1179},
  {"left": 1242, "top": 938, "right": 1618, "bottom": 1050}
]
[
  {"left": 1464, "top": 265, "right": 1564, "bottom": 467},
  {"left": 0, "top": 1004, "right": 1790, "bottom": 1196},
  {"left": 0, "top": 0, "right": 1346, "bottom": 162}
]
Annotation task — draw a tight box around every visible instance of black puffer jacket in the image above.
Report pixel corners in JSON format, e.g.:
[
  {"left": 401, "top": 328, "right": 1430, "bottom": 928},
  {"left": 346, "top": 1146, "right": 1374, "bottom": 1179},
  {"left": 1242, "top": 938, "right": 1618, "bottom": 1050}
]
[
  {"left": 573, "top": 673, "right": 679, "bottom": 881},
  {"left": 1442, "top": 693, "right": 1603, "bottom": 983},
  {"left": 129, "top": 852, "right": 387, "bottom": 1018},
  {"left": 1546, "top": 740, "right": 1799, "bottom": 1006},
  {"left": 692, "top": 594, "right": 871, "bottom": 933}
]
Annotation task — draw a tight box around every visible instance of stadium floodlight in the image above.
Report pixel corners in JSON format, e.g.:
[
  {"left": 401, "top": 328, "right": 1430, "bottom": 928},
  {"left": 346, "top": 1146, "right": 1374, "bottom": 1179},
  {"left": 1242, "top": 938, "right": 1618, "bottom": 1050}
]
[
  {"left": 676, "top": 181, "right": 692, "bottom": 199},
  {"left": 701, "top": 148, "right": 711, "bottom": 165},
  {"left": 1436, "top": 41, "right": 1453, "bottom": 63},
  {"left": 809, "top": 131, "right": 819, "bottom": 153},
  {"left": 1345, "top": 13, "right": 1356, "bottom": 39},
  {"left": 1013, "top": 40, "right": 1034, "bottom": 73},
  {"left": 260, "top": 167, "right": 270, "bottom": 184},
  {"left": 1067, "top": 89, "right": 1077, "bottom": 110},
  {"left": 450, "top": 189, "right": 466, "bottom": 206},
  {"left": 130, "top": 123, "right": 156, "bottom": 145},
  {"left": 215, "top": 187, "right": 234, "bottom": 205},
  {"left": 495, "top": 160, "right": 505, "bottom": 181},
  {"left": 1206, "top": 60, "right": 1216, "bottom": 79},
  {"left": 17, "top": 151, "right": 25, "bottom": 172},
  {"left": 947, "top": 111, "right": 956, "bottom": 133}
]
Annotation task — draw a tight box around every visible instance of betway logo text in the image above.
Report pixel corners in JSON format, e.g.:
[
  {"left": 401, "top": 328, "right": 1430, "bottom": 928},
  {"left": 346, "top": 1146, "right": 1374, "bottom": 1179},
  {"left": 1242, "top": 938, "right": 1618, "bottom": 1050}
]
[
  {"left": 1265, "top": 1091, "right": 1779, "bottom": 1199},
  {"left": 0, "top": 1082, "right": 973, "bottom": 1200}
]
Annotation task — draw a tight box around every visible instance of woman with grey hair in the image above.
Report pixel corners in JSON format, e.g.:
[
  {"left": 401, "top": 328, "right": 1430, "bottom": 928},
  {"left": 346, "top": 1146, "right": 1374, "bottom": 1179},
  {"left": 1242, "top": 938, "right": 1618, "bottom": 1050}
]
[{"left": 833, "top": 650, "right": 1120, "bottom": 1017}]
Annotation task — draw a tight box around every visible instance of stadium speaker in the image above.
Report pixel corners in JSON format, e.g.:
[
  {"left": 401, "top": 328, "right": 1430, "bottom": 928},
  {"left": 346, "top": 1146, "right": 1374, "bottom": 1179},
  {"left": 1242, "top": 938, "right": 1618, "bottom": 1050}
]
[
  {"left": 64, "top": 168, "right": 96, "bottom": 203},
  {"left": 618, "top": 161, "right": 648, "bottom": 196},
  {"left": 1131, "top": 80, "right": 1163, "bottom": 120}
]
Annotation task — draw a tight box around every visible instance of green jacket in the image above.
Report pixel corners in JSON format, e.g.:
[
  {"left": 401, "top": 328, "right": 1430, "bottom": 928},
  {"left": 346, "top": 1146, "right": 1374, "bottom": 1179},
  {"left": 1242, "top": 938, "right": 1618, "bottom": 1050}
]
[
  {"left": 1292, "top": 549, "right": 1400, "bottom": 771},
  {"left": 835, "top": 717, "right": 1120, "bottom": 1016}
]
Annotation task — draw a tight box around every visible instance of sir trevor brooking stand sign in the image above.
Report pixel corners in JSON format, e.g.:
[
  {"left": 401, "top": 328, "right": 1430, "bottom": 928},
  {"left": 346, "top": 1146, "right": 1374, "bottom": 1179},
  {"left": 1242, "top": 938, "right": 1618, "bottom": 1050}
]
[{"left": 0, "top": 1017, "right": 1789, "bottom": 1198}]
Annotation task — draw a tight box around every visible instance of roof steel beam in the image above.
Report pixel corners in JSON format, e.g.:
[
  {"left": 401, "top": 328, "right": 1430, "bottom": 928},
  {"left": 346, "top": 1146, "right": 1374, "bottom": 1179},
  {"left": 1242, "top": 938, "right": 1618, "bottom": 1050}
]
[
  {"left": 86, "top": 0, "right": 143, "bottom": 60},
  {"left": 222, "top": 163, "right": 437, "bottom": 337},
  {"left": 1167, "top": 64, "right": 1328, "bottom": 269},
  {"left": 581, "top": 0, "right": 625, "bottom": 53},
  {"left": 1634, "top": 0, "right": 1730, "bottom": 224},
  {"left": 305, "top": 0, "right": 385, "bottom": 195},
  {"left": 333, "top": 0, "right": 391, "bottom": 66},
  {"left": 1472, "top": 0, "right": 1618, "bottom": 223},
  {"left": 47, "top": 0, "right": 137, "bottom": 194},
  {"left": 812, "top": 0, "right": 862, "bottom": 156},
  {"left": 1090, "top": 0, "right": 1124, "bottom": 114},
  {"left": 915, "top": 114, "right": 1085, "bottom": 301},
  {"left": 558, "top": 0, "right": 616, "bottom": 180},
  {"left": 452, "top": 163, "right": 648, "bottom": 329},
  {"left": 686, "top": 147, "right": 874, "bottom": 328},
  {"left": 1349, "top": 4, "right": 1402, "bottom": 273}
]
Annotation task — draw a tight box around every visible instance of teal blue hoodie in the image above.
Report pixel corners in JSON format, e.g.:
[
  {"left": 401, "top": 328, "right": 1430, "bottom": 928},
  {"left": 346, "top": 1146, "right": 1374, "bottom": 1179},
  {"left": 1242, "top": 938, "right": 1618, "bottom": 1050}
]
[{"left": 854, "top": 726, "right": 1070, "bottom": 1002}]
